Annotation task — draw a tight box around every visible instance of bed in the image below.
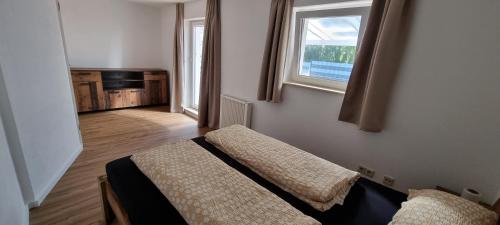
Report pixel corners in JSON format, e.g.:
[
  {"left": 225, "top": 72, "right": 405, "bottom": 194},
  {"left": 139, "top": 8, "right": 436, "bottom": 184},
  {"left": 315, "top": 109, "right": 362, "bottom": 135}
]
[{"left": 99, "top": 137, "right": 412, "bottom": 225}]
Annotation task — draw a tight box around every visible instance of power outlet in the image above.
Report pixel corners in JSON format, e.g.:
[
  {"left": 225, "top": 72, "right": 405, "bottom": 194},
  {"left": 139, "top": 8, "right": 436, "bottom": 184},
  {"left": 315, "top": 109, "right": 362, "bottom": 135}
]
[
  {"left": 357, "top": 165, "right": 375, "bottom": 178},
  {"left": 357, "top": 166, "right": 367, "bottom": 175},
  {"left": 365, "top": 168, "right": 375, "bottom": 178},
  {"left": 383, "top": 176, "right": 395, "bottom": 187}
]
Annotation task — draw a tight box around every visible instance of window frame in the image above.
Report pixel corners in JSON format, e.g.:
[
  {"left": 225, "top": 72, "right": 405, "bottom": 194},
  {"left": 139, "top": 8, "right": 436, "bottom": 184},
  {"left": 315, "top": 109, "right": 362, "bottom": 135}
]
[
  {"left": 287, "top": 2, "right": 371, "bottom": 92},
  {"left": 183, "top": 18, "right": 205, "bottom": 112}
]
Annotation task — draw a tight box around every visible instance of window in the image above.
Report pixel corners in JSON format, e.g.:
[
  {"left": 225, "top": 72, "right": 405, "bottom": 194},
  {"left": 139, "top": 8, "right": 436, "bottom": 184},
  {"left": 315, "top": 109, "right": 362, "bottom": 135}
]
[
  {"left": 185, "top": 19, "right": 205, "bottom": 111},
  {"left": 288, "top": 2, "right": 371, "bottom": 92}
]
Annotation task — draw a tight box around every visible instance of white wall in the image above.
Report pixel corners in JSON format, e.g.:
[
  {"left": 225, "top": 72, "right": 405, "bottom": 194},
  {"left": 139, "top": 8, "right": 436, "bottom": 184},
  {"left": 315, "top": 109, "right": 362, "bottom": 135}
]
[
  {"left": 161, "top": 5, "right": 177, "bottom": 73},
  {"left": 184, "top": 0, "right": 206, "bottom": 19},
  {"left": 0, "top": 70, "right": 28, "bottom": 225},
  {"left": 0, "top": 0, "right": 83, "bottom": 206},
  {"left": 221, "top": 0, "right": 500, "bottom": 204},
  {"left": 59, "top": 0, "right": 163, "bottom": 68}
]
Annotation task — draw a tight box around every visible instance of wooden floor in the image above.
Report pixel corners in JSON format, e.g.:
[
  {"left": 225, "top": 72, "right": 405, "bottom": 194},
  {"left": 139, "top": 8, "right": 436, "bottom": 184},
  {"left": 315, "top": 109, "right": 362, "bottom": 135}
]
[{"left": 29, "top": 106, "right": 209, "bottom": 225}]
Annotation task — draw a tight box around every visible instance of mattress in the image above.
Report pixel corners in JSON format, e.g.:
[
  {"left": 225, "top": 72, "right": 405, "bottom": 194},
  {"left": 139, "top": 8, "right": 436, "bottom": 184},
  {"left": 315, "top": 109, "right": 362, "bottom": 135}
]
[{"left": 106, "top": 137, "right": 407, "bottom": 225}]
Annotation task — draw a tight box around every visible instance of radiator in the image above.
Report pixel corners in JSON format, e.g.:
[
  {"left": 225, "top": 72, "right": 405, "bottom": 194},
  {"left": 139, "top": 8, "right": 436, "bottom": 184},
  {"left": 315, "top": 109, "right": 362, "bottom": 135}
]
[{"left": 219, "top": 95, "right": 252, "bottom": 128}]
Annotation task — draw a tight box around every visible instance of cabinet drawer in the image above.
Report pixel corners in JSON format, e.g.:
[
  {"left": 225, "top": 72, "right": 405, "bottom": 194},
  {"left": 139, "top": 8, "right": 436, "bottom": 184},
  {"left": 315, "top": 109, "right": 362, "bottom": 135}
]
[
  {"left": 144, "top": 71, "right": 167, "bottom": 75},
  {"left": 71, "top": 71, "right": 101, "bottom": 82},
  {"left": 144, "top": 72, "right": 167, "bottom": 81}
]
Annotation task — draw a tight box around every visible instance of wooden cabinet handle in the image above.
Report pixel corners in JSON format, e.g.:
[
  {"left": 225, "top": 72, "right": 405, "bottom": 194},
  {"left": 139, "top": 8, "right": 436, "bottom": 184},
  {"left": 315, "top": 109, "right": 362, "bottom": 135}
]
[
  {"left": 108, "top": 91, "right": 120, "bottom": 94},
  {"left": 130, "top": 90, "right": 142, "bottom": 93},
  {"left": 77, "top": 72, "right": 92, "bottom": 76}
]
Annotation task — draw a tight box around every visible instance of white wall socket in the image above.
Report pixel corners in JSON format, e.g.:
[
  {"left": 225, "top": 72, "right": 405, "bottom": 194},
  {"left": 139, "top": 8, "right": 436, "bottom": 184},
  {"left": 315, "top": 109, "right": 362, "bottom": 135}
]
[
  {"left": 357, "top": 165, "right": 375, "bottom": 178},
  {"left": 383, "top": 176, "right": 395, "bottom": 186}
]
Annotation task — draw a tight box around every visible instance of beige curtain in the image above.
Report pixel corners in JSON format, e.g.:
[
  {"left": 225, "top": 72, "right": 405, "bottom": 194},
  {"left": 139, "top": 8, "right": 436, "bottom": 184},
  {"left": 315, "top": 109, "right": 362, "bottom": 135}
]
[
  {"left": 171, "top": 3, "right": 184, "bottom": 113},
  {"left": 257, "top": 0, "right": 293, "bottom": 103},
  {"left": 339, "top": 0, "right": 412, "bottom": 132},
  {"left": 198, "top": 0, "right": 221, "bottom": 128}
]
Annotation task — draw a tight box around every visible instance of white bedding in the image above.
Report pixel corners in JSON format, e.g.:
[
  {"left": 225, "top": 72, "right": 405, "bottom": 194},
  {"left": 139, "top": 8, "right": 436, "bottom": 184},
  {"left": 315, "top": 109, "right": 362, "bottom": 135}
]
[{"left": 205, "top": 125, "right": 360, "bottom": 211}]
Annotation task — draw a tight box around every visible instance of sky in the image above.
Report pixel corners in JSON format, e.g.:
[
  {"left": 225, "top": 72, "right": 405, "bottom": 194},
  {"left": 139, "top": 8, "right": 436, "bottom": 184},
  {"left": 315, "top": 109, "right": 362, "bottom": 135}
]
[{"left": 305, "top": 15, "right": 362, "bottom": 46}]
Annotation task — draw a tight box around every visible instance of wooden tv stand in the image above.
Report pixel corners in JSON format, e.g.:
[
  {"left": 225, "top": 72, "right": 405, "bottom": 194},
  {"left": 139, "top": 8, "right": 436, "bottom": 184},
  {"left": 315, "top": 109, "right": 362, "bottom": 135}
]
[{"left": 70, "top": 68, "right": 169, "bottom": 113}]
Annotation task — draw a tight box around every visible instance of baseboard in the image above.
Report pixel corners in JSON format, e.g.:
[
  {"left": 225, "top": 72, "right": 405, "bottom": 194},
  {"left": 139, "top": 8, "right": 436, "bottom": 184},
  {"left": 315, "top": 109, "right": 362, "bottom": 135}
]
[
  {"left": 24, "top": 204, "right": 29, "bottom": 225},
  {"left": 183, "top": 107, "right": 199, "bottom": 120},
  {"left": 28, "top": 143, "right": 83, "bottom": 208}
]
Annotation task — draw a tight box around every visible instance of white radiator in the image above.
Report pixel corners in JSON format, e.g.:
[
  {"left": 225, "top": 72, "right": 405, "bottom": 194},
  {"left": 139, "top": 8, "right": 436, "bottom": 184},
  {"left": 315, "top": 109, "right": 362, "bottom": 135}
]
[{"left": 219, "top": 95, "right": 252, "bottom": 128}]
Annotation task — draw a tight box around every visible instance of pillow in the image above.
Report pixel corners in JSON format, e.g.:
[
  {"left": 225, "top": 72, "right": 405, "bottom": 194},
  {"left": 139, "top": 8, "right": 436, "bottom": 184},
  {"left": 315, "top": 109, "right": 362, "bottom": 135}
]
[{"left": 389, "top": 189, "right": 498, "bottom": 225}]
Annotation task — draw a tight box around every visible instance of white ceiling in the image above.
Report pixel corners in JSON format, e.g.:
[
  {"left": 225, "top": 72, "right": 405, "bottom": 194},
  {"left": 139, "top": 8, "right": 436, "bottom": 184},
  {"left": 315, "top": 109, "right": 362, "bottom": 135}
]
[
  {"left": 124, "top": 0, "right": 198, "bottom": 7},
  {"left": 126, "top": 0, "right": 197, "bottom": 3}
]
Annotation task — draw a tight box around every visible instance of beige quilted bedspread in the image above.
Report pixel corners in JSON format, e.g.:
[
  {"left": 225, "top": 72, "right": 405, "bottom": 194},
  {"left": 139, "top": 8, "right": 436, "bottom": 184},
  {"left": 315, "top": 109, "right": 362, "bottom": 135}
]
[
  {"left": 131, "top": 140, "right": 320, "bottom": 225},
  {"left": 205, "top": 125, "right": 360, "bottom": 212}
]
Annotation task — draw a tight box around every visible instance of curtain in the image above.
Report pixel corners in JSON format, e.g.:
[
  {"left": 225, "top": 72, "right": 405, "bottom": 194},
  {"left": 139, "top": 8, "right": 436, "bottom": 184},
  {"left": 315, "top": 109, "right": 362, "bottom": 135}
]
[
  {"left": 171, "top": 3, "right": 184, "bottom": 113},
  {"left": 198, "top": 0, "right": 221, "bottom": 128},
  {"left": 338, "top": 0, "right": 412, "bottom": 132},
  {"left": 257, "top": 0, "right": 294, "bottom": 103}
]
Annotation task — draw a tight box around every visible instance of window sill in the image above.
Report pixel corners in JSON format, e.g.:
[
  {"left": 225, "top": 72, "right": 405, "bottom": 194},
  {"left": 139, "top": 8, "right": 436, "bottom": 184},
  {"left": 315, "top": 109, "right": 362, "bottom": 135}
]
[
  {"left": 283, "top": 81, "right": 346, "bottom": 95},
  {"left": 183, "top": 107, "right": 199, "bottom": 119}
]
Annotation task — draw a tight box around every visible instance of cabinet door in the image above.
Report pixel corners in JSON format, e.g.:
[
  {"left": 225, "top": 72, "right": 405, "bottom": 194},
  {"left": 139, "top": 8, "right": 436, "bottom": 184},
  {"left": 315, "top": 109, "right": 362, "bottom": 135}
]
[
  {"left": 75, "top": 81, "right": 100, "bottom": 112},
  {"left": 144, "top": 72, "right": 169, "bottom": 106},
  {"left": 105, "top": 90, "right": 125, "bottom": 109},
  {"left": 143, "top": 80, "right": 161, "bottom": 105},
  {"left": 124, "top": 89, "right": 143, "bottom": 107},
  {"left": 72, "top": 82, "right": 81, "bottom": 111},
  {"left": 159, "top": 79, "right": 169, "bottom": 105},
  {"left": 71, "top": 72, "right": 105, "bottom": 112}
]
